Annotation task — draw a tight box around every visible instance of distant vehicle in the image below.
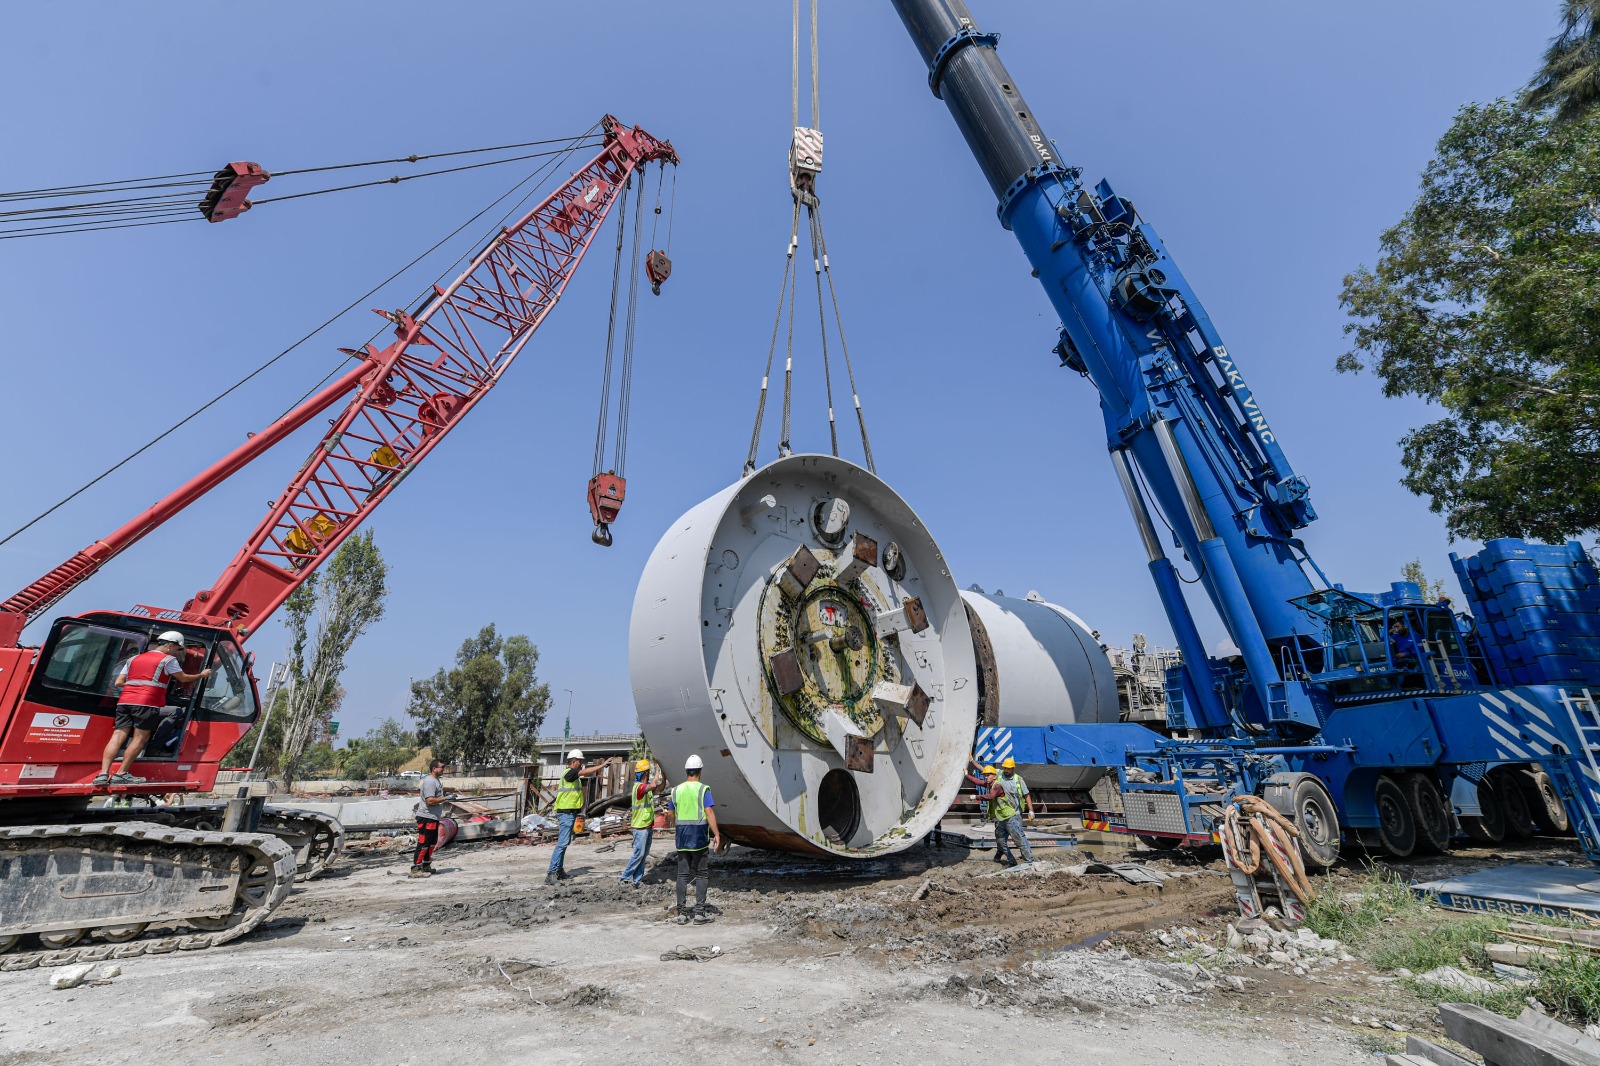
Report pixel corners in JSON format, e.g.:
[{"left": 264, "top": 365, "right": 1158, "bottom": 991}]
[{"left": 398, "top": 770, "right": 424, "bottom": 778}]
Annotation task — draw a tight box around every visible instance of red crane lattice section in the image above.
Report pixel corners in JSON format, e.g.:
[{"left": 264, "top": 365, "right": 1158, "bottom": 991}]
[{"left": 182, "top": 117, "right": 677, "bottom": 637}]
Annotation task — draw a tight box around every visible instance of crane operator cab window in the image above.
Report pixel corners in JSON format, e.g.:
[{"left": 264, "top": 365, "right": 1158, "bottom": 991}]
[{"left": 25, "top": 615, "right": 259, "bottom": 760}]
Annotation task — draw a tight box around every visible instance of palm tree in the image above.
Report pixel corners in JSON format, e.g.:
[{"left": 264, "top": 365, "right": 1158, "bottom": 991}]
[{"left": 1526, "top": 1, "right": 1600, "bottom": 123}]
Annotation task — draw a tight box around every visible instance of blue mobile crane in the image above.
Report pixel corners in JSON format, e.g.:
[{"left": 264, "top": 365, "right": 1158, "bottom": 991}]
[{"left": 891, "top": 0, "right": 1600, "bottom": 870}]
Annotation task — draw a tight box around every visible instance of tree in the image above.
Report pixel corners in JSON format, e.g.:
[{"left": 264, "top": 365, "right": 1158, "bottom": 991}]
[
  {"left": 1400, "top": 559, "right": 1448, "bottom": 602},
  {"left": 1338, "top": 99, "right": 1600, "bottom": 542},
  {"left": 277, "top": 530, "right": 388, "bottom": 788},
  {"left": 407, "top": 624, "right": 550, "bottom": 768},
  {"left": 1527, "top": 1, "right": 1600, "bottom": 124},
  {"left": 341, "top": 717, "right": 419, "bottom": 780}
]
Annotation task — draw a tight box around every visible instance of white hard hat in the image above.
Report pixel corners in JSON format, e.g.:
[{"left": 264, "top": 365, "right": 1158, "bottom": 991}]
[
  {"left": 156, "top": 630, "right": 186, "bottom": 645},
  {"left": 566, "top": 749, "right": 584, "bottom": 761},
  {"left": 685, "top": 754, "right": 704, "bottom": 771}
]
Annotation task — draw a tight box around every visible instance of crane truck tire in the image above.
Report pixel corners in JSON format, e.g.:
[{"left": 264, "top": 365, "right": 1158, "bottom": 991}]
[
  {"left": 1460, "top": 777, "right": 1508, "bottom": 844},
  {"left": 1401, "top": 773, "right": 1451, "bottom": 854},
  {"left": 1490, "top": 767, "right": 1538, "bottom": 839},
  {"left": 0, "top": 822, "right": 294, "bottom": 971},
  {"left": 1518, "top": 767, "right": 1571, "bottom": 835},
  {"left": 1262, "top": 773, "right": 1340, "bottom": 872},
  {"left": 1372, "top": 775, "right": 1417, "bottom": 859}
]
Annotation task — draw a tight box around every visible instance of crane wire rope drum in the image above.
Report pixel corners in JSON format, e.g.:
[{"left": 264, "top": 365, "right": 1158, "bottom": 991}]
[{"left": 744, "top": 0, "right": 876, "bottom": 477}]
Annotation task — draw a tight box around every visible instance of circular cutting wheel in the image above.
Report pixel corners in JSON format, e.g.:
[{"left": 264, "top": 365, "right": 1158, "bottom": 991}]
[{"left": 630, "top": 454, "right": 978, "bottom": 857}]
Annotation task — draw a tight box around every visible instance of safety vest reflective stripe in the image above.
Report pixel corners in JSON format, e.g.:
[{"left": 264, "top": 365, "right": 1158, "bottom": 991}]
[
  {"left": 674, "top": 781, "right": 707, "bottom": 825},
  {"left": 630, "top": 781, "right": 655, "bottom": 829},
  {"left": 554, "top": 773, "right": 584, "bottom": 811},
  {"left": 119, "top": 651, "right": 175, "bottom": 708}
]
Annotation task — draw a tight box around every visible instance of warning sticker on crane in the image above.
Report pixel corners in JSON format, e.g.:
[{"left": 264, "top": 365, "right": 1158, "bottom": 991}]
[{"left": 26, "top": 712, "right": 90, "bottom": 744}]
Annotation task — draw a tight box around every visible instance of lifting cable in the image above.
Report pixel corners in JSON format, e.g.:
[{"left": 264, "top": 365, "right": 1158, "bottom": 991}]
[
  {"left": 0, "top": 126, "right": 601, "bottom": 550},
  {"left": 744, "top": 0, "right": 875, "bottom": 475},
  {"left": 0, "top": 133, "right": 601, "bottom": 240}
]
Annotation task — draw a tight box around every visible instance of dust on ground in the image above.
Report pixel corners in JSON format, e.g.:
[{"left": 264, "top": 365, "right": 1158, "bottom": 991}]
[{"left": 2, "top": 826, "right": 1574, "bottom": 1065}]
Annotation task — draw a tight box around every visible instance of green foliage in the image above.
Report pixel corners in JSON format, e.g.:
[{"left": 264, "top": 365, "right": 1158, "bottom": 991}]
[
  {"left": 277, "top": 531, "right": 388, "bottom": 787},
  {"left": 1400, "top": 559, "right": 1448, "bottom": 602},
  {"left": 340, "top": 717, "right": 419, "bottom": 780},
  {"left": 1308, "top": 869, "right": 1600, "bottom": 1023},
  {"left": 1532, "top": 948, "right": 1600, "bottom": 1023},
  {"left": 222, "top": 683, "right": 287, "bottom": 770},
  {"left": 1339, "top": 99, "right": 1600, "bottom": 541},
  {"left": 1526, "top": 1, "right": 1600, "bottom": 124},
  {"left": 407, "top": 623, "right": 550, "bottom": 768}
]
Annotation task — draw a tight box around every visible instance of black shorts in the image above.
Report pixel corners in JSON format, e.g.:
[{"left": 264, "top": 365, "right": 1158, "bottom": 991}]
[{"left": 113, "top": 704, "right": 163, "bottom": 732}]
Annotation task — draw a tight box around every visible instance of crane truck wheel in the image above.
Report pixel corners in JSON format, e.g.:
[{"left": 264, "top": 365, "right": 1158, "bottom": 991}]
[
  {"left": 1519, "top": 768, "right": 1571, "bottom": 835},
  {"left": 1460, "top": 778, "right": 1508, "bottom": 844},
  {"left": 1372, "top": 775, "right": 1417, "bottom": 859},
  {"left": 1491, "top": 768, "right": 1538, "bottom": 839},
  {"left": 1262, "top": 773, "right": 1340, "bottom": 872},
  {"left": 1401, "top": 773, "right": 1451, "bottom": 854}
]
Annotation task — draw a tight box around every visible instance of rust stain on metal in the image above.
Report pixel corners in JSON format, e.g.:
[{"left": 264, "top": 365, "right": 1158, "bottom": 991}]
[
  {"left": 769, "top": 648, "right": 804, "bottom": 695},
  {"left": 845, "top": 736, "right": 875, "bottom": 772},
  {"left": 720, "top": 821, "right": 830, "bottom": 857},
  {"left": 903, "top": 596, "right": 929, "bottom": 633},
  {"left": 964, "top": 600, "right": 1001, "bottom": 726},
  {"left": 903, "top": 684, "right": 929, "bottom": 727}
]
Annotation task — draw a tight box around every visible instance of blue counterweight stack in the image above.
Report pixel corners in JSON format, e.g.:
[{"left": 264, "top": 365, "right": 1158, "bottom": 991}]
[{"left": 1452, "top": 540, "right": 1600, "bottom": 688}]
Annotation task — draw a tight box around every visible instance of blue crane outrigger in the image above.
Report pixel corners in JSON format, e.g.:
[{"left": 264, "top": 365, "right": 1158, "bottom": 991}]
[{"left": 891, "top": 0, "right": 1600, "bottom": 871}]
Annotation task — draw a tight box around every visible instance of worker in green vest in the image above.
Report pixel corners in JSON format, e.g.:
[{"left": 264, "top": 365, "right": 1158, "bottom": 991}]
[
  {"left": 545, "top": 749, "right": 619, "bottom": 886},
  {"left": 672, "top": 753, "right": 722, "bottom": 925},
  {"left": 620, "top": 758, "right": 665, "bottom": 886}
]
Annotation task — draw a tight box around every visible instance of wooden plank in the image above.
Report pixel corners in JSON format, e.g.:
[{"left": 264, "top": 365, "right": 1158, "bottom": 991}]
[
  {"left": 1406, "top": 1035, "right": 1482, "bottom": 1066},
  {"left": 1488, "top": 943, "right": 1563, "bottom": 965},
  {"left": 1440, "top": 1002, "right": 1600, "bottom": 1066},
  {"left": 1389, "top": 1055, "right": 1438, "bottom": 1066},
  {"left": 1516, "top": 1009, "right": 1600, "bottom": 1059},
  {"left": 1506, "top": 920, "right": 1600, "bottom": 948}
]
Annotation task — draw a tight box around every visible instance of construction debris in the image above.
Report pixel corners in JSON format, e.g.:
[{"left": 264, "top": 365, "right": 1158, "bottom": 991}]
[{"left": 659, "top": 945, "right": 725, "bottom": 962}]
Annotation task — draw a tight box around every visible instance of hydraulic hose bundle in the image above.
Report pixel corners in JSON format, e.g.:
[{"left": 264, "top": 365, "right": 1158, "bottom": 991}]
[{"left": 1218, "top": 794, "right": 1316, "bottom": 906}]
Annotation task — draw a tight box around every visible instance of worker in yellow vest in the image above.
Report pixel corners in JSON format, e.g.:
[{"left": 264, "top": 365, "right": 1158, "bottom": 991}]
[
  {"left": 672, "top": 754, "right": 722, "bottom": 925},
  {"left": 620, "top": 758, "right": 665, "bottom": 886},
  {"left": 545, "top": 749, "right": 619, "bottom": 886},
  {"left": 996, "top": 757, "right": 1035, "bottom": 864}
]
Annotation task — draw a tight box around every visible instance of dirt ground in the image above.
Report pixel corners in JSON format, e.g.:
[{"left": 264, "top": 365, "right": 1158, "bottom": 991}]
[{"left": 6, "top": 826, "right": 1568, "bottom": 1066}]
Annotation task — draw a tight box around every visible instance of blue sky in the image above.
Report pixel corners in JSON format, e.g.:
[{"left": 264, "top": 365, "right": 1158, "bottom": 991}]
[{"left": 1, "top": 2, "right": 1562, "bottom": 741}]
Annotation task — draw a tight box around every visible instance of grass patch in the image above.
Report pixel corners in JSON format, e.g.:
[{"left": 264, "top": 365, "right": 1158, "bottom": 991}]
[{"left": 1307, "top": 867, "right": 1600, "bottom": 1024}]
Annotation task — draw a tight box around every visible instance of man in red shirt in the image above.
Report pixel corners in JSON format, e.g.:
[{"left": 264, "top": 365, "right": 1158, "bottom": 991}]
[{"left": 94, "top": 631, "right": 212, "bottom": 787}]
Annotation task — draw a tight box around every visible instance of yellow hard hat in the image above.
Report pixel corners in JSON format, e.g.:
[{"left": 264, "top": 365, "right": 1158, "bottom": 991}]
[
  {"left": 1001, "top": 757, "right": 1016, "bottom": 770},
  {"left": 982, "top": 765, "right": 998, "bottom": 775},
  {"left": 635, "top": 759, "right": 651, "bottom": 772}
]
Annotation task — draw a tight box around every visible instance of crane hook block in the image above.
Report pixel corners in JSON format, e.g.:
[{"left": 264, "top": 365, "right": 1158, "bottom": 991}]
[
  {"left": 199, "top": 162, "right": 270, "bottom": 223},
  {"left": 645, "top": 250, "right": 672, "bottom": 295},
  {"left": 587, "top": 472, "right": 627, "bottom": 546}
]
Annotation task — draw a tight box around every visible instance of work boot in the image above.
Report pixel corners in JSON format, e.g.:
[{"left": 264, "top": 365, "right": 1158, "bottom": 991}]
[
  {"left": 692, "top": 909, "right": 715, "bottom": 925},
  {"left": 408, "top": 867, "right": 430, "bottom": 879},
  {"left": 556, "top": 869, "right": 571, "bottom": 881},
  {"left": 422, "top": 862, "right": 435, "bottom": 874},
  {"left": 674, "top": 911, "right": 691, "bottom": 926},
  {"left": 545, "top": 872, "right": 558, "bottom": 886}
]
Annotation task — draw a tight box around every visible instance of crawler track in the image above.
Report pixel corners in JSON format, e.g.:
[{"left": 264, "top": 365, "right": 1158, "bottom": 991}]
[{"left": 0, "top": 821, "right": 295, "bottom": 971}]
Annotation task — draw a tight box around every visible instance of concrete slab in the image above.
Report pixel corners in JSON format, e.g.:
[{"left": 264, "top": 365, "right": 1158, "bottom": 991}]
[{"left": 1416, "top": 863, "right": 1600, "bottom": 920}]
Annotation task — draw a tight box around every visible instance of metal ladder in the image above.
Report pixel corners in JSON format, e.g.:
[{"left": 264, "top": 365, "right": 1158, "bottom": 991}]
[{"left": 1550, "top": 688, "right": 1600, "bottom": 862}]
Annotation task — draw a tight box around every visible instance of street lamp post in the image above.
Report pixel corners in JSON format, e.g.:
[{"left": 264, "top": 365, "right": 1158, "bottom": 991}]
[{"left": 558, "top": 688, "right": 573, "bottom": 766}]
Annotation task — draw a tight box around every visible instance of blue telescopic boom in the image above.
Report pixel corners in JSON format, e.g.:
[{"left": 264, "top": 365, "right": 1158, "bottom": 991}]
[{"left": 892, "top": 0, "right": 1330, "bottom": 736}]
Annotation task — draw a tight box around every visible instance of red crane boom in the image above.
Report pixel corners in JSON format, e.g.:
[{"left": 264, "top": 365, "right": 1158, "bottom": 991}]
[{"left": 0, "top": 115, "right": 677, "bottom": 646}]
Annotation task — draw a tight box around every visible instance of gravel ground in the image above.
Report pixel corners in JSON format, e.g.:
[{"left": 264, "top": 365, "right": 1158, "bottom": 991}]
[{"left": 0, "top": 833, "right": 1381, "bottom": 1066}]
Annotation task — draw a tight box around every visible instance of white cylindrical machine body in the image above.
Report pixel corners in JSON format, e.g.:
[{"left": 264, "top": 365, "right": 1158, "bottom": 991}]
[
  {"left": 962, "top": 590, "right": 1119, "bottom": 790},
  {"left": 630, "top": 454, "right": 978, "bottom": 857}
]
